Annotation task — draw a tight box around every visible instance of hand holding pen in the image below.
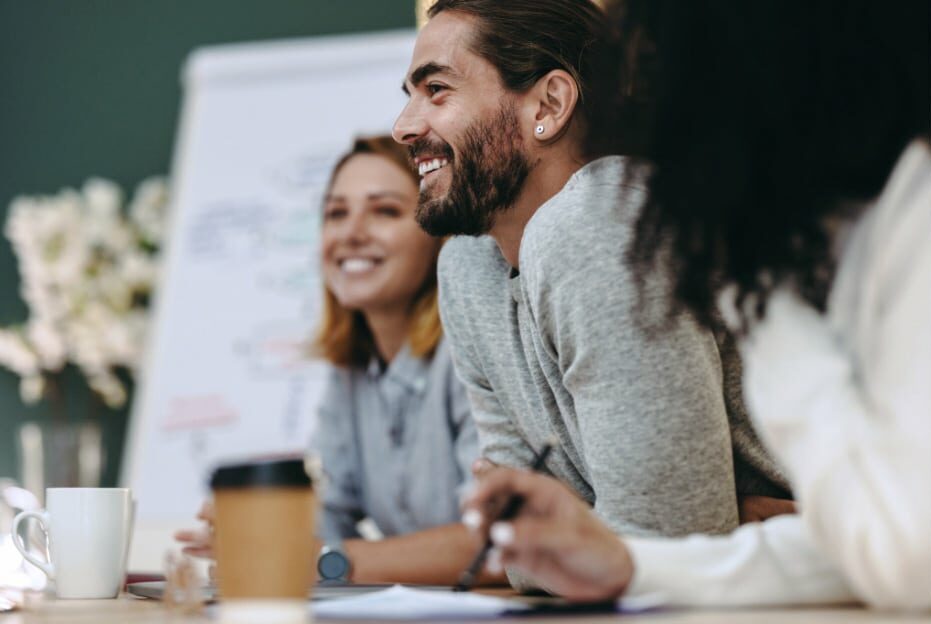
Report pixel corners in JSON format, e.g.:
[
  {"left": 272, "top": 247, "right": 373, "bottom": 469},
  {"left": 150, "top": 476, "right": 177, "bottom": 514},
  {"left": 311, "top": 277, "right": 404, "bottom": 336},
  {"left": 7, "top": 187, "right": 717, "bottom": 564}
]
[
  {"left": 457, "top": 439, "right": 635, "bottom": 602},
  {"left": 454, "top": 438, "right": 557, "bottom": 591}
]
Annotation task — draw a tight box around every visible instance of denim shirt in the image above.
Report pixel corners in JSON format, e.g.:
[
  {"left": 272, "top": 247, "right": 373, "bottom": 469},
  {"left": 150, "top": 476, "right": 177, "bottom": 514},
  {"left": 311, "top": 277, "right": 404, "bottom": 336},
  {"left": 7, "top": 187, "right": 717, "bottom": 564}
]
[{"left": 310, "top": 338, "right": 477, "bottom": 544}]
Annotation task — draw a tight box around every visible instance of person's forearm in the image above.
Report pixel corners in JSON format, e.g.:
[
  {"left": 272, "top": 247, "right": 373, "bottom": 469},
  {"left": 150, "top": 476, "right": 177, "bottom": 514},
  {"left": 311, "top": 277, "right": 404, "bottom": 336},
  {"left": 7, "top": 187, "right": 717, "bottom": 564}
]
[
  {"left": 344, "top": 523, "right": 507, "bottom": 586},
  {"left": 625, "top": 515, "right": 856, "bottom": 607},
  {"left": 741, "top": 290, "right": 931, "bottom": 609}
]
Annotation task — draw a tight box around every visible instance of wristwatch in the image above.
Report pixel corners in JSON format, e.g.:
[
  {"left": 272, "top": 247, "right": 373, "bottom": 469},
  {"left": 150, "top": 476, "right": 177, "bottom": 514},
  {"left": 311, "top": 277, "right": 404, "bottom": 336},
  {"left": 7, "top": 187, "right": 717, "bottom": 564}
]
[{"left": 317, "top": 544, "right": 352, "bottom": 583}]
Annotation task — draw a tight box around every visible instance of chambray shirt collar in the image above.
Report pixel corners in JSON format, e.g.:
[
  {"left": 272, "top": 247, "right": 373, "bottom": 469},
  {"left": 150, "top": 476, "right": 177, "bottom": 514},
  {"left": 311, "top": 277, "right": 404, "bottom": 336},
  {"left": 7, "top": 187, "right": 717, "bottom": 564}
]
[{"left": 364, "top": 343, "right": 429, "bottom": 395}]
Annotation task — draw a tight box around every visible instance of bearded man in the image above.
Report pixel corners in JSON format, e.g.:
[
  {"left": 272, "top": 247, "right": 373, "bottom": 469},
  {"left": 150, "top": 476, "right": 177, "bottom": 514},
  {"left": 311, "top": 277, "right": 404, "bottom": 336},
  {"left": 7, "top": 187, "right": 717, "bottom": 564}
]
[{"left": 392, "top": 0, "right": 792, "bottom": 585}]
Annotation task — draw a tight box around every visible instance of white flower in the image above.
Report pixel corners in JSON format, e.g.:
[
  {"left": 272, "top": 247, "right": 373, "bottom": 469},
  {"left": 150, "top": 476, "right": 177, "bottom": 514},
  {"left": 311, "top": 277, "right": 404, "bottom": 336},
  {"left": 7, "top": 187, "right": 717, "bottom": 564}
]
[
  {"left": 96, "top": 270, "right": 133, "bottom": 311},
  {"left": 119, "top": 251, "right": 157, "bottom": 289},
  {"left": 82, "top": 178, "right": 123, "bottom": 222},
  {"left": 86, "top": 370, "right": 127, "bottom": 409},
  {"left": 0, "top": 329, "right": 40, "bottom": 376},
  {"left": 25, "top": 318, "right": 66, "bottom": 371},
  {"left": 67, "top": 311, "right": 108, "bottom": 371},
  {"left": 87, "top": 221, "right": 131, "bottom": 254},
  {"left": 19, "top": 375, "right": 46, "bottom": 405},
  {"left": 1, "top": 176, "right": 166, "bottom": 409},
  {"left": 129, "top": 177, "right": 168, "bottom": 244},
  {"left": 100, "top": 318, "right": 137, "bottom": 367},
  {"left": 119, "top": 311, "right": 150, "bottom": 373}
]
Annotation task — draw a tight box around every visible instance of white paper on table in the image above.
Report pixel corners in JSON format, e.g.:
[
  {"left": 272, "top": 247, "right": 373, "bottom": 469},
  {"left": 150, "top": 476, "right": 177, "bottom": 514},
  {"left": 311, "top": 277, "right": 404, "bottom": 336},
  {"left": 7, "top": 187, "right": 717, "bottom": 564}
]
[{"left": 311, "top": 585, "right": 531, "bottom": 620}]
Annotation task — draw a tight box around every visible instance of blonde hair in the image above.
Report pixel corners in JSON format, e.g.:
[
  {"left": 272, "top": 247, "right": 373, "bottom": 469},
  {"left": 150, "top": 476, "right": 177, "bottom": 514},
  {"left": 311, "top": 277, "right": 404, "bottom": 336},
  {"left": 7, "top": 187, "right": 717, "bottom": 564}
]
[{"left": 314, "top": 136, "right": 443, "bottom": 368}]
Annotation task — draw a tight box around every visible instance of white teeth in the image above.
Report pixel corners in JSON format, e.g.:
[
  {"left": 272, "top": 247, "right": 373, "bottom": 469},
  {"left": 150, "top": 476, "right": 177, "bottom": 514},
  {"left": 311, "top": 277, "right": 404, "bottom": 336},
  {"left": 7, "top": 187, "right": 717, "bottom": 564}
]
[
  {"left": 340, "top": 258, "right": 377, "bottom": 274},
  {"left": 418, "top": 158, "right": 449, "bottom": 177}
]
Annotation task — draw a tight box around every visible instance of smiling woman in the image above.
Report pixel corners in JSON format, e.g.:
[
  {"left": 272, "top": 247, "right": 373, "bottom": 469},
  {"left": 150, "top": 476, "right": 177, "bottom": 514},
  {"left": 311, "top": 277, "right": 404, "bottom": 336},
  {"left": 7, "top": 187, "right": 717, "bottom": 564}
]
[
  {"left": 175, "top": 136, "right": 497, "bottom": 586},
  {"left": 305, "top": 136, "right": 501, "bottom": 586},
  {"left": 177, "top": 136, "right": 494, "bottom": 585},
  {"left": 316, "top": 136, "right": 441, "bottom": 366}
]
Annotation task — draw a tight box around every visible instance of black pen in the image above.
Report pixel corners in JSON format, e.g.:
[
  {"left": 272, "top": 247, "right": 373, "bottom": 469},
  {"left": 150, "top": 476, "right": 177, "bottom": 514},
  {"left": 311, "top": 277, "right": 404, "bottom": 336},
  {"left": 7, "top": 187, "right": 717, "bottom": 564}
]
[{"left": 454, "top": 437, "right": 557, "bottom": 592}]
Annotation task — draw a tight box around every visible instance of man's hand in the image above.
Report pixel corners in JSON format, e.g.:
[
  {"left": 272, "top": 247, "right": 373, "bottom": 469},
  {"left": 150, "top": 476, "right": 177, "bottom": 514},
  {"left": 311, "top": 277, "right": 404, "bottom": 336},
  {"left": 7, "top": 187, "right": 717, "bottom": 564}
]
[
  {"left": 173, "top": 500, "right": 215, "bottom": 559},
  {"left": 462, "top": 467, "right": 633, "bottom": 602},
  {"left": 738, "top": 495, "right": 797, "bottom": 524}
]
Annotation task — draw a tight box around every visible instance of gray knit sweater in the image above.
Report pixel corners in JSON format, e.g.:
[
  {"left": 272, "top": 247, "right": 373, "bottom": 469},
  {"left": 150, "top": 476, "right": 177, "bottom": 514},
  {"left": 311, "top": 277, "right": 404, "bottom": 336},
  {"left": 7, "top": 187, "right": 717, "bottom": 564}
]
[{"left": 438, "top": 156, "right": 789, "bottom": 540}]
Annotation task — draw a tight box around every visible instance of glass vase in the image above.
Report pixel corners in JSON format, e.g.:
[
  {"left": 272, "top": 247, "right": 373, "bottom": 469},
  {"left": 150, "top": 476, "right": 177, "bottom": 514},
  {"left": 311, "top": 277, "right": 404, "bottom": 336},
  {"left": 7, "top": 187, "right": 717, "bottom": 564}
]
[{"left": 16, "top": 420, "right": 104, "bottom": 504}]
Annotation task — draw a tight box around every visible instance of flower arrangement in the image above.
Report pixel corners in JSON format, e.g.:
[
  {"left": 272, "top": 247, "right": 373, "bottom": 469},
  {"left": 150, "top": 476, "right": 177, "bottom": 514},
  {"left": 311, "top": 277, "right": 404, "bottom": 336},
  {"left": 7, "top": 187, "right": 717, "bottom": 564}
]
[{"left": 0, "top": 177, "right": 167, "bottom": 408}]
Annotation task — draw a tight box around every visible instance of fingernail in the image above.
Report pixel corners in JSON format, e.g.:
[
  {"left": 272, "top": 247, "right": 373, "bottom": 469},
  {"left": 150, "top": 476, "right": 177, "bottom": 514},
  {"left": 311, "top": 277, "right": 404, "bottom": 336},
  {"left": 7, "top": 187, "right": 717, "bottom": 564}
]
[
  {"left": 486, "top": 547, "right": 503, "bottom": 574},
  {"left": 462, "top": 508, "right": 483, "bottom": 531},
  {"left": 490, "top": 522, "right": 514, "bottom": 546}
]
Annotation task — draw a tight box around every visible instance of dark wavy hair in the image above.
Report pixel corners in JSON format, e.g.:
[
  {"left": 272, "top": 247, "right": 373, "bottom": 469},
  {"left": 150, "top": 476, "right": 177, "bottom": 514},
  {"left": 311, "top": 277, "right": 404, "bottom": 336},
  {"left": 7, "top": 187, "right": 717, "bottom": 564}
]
[
  {"left": 427, "top": 0, "right": 632, "bottom": 156},
  {"left": 622, "top": 0, "right": 930, "bottom": 329}
]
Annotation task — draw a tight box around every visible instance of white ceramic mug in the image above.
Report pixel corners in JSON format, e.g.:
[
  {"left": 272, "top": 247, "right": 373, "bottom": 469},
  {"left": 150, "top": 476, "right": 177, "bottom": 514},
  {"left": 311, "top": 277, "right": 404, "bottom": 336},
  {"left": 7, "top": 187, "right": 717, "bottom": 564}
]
[{"left": 11, "top": 487, "right": 133, "bottom": 599}]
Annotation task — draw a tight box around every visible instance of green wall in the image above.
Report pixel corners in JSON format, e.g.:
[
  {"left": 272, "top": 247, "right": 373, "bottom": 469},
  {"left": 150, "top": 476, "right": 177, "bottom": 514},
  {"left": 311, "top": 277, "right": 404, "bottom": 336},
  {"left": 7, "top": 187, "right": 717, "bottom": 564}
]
[{"left": 0, "top": 0, "right": 415, "bottom": 484}]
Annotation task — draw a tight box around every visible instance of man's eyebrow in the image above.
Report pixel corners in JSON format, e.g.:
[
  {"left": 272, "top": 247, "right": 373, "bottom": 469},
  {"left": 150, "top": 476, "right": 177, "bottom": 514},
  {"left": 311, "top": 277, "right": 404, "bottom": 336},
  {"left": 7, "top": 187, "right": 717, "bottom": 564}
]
[{"left": 401, "top": 61, "right": 457, "bottom": 94}]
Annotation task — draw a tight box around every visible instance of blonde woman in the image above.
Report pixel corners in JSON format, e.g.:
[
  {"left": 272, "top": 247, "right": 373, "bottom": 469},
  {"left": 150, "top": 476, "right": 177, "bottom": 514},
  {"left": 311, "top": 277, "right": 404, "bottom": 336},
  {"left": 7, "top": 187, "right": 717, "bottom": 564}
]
[
  {"left": 309, "top": 135, "right": 490, "bottom": 585},
  {"left": 178, "top": 136, "right": 499, "bottom": 586}
]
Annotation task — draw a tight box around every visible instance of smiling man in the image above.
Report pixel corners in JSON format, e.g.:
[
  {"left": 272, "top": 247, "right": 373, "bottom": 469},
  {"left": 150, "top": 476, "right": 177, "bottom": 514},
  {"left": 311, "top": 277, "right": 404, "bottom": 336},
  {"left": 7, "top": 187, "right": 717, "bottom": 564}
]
[{"left": 392, "top": 0, "right": 792, "bottom": 587}]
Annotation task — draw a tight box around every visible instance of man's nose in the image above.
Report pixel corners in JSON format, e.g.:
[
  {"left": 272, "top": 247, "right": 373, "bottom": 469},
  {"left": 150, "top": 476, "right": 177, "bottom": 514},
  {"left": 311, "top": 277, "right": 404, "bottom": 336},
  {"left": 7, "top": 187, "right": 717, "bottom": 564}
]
[{"left": 392, "top": 100, "right": 428, "bottom": 145}]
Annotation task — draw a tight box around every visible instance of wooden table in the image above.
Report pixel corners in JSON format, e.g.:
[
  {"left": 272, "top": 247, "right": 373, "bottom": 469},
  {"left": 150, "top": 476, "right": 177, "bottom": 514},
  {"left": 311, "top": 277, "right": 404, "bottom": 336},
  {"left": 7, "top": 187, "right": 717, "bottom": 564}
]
[{"left": 4, "top": 593, "right": 930, "bottom": 623}]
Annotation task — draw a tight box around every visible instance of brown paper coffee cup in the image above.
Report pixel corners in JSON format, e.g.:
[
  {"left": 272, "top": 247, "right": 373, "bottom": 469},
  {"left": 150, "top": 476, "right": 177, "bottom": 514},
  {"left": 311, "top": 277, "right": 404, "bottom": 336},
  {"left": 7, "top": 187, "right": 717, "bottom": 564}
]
[{"left": 210, "top": 458, "right": 315, "bottom": 607}]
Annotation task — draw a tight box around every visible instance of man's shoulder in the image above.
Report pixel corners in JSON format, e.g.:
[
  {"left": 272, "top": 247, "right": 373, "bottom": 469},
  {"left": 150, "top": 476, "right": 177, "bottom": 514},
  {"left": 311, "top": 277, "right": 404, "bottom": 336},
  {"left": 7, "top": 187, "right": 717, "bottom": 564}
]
[
  {"left": 437, "top": 235, "right": 511, "bottom": 322},
  {"left": 436, "top": 237, "right": 512, "bottom": 366},
  {"left": 521, "top": 156, "right": 648, "bottom": 276},
  {"left": 438, "top": 235, "right": 508, "bottom": 284}
]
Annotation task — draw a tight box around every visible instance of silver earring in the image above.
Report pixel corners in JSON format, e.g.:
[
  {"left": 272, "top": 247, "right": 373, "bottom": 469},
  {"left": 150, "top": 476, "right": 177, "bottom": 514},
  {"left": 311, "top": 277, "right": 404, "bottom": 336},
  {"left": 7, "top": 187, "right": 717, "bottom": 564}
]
[{"left": 535, "top": 124, "right": 545, "bottom": 135}]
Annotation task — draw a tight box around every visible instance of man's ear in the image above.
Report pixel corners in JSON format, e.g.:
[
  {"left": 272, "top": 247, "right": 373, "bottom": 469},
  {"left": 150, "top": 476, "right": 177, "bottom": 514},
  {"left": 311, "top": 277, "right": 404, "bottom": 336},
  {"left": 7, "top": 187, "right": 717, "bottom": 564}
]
[{"left": 523, "top": 69, "right": 580, "bottom": 143}]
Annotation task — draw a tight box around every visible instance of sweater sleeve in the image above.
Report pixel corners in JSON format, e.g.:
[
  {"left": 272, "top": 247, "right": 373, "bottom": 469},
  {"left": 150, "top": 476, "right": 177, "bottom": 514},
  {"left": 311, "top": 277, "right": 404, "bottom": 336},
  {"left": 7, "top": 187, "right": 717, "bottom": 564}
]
[
  {"left": 625, "top": 515, "right": 858, "bottom": 606},
  {"left": 522, "top": 185, "right": 739, "bottom": 537},
  {"left": 437, "top": 244, "right": 537, "bottom": 471},
  {"left": 740, "top": 286, "right": 931, "bottom": 609}
]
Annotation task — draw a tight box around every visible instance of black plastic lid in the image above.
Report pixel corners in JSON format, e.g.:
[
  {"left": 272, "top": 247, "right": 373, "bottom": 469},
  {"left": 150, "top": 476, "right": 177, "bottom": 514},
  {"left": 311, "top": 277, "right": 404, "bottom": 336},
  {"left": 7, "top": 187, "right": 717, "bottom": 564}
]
[{"left": 209, "top": 458, "right": 312, "bottom": 490}]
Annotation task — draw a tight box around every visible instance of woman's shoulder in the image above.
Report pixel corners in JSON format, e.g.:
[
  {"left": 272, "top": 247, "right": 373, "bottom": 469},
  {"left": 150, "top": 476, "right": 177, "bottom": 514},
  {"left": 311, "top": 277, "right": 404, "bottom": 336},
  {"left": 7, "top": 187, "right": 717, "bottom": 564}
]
[
  {"left": 422, "top": 338, "right": 473, "bottom": 424},
  {"left": 408, "top": 338, "right": 464, "bottom": 404},
  {"left": 322, "top": 361, "right": 356, "bottom": 389},
  {"left": 317, "top": 362, "right": 365, "bottom": 416},
  {"left": 421, "top": 336, "right": 455, "bottom": 381}
]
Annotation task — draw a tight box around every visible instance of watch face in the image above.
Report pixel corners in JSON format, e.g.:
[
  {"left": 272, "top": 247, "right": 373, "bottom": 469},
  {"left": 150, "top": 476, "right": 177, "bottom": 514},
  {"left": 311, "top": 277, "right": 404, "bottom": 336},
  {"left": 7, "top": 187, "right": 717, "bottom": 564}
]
[{"left": 318, "top": 549, "right": 350, "bottom": 581}]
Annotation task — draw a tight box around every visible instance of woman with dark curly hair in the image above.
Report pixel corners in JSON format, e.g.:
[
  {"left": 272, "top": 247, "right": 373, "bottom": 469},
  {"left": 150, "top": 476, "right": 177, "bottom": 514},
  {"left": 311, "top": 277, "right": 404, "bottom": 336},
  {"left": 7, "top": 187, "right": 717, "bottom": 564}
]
[{"left": 462, "top": 0, "right": 930, "bottom": 610}]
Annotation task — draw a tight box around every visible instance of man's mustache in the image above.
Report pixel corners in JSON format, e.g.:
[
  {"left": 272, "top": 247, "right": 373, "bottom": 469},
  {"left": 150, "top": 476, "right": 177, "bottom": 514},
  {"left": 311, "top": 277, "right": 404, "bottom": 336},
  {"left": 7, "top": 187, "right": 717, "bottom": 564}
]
[{"left": 409, "top": 139, "right": 454, "bottom": 162}]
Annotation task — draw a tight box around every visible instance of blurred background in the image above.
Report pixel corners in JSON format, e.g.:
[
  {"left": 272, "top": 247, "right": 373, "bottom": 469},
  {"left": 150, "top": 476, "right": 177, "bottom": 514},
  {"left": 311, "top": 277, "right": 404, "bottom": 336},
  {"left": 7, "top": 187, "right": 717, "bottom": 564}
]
[{"left": 0, "top": 1, "right": 416, "bottom": 489}]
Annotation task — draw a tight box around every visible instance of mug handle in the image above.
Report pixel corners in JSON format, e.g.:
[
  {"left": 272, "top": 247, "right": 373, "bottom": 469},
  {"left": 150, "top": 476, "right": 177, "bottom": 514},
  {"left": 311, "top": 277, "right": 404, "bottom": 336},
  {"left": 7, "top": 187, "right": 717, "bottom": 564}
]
[{"left": 12, "top": 510, "right": 55, "bottom": 579}]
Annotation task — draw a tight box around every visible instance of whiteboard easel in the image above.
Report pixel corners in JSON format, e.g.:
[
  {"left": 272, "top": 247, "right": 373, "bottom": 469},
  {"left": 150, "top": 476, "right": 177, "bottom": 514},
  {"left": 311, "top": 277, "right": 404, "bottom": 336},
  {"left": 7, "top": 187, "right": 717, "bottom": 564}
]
[{"left": 122, "top": 29, "right": 416, "bottom": 572}]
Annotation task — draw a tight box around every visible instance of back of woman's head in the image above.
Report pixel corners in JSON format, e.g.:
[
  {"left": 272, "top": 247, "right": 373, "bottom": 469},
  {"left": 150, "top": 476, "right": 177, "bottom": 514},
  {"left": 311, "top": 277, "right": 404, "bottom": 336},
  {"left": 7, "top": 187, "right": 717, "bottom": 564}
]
[
  {"left": 623, "top": 0, "right": 930, "bottom": 328},
  {"left": 314, "top": 136, "right": 443, "bottom": 367}
]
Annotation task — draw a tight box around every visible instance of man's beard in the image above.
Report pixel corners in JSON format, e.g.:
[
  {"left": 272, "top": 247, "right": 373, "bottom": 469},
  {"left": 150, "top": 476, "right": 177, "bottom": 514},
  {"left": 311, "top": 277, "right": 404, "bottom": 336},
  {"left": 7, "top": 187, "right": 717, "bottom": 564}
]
[{"left": 412, "top": 103, "right": 532, "bottom": 237}]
